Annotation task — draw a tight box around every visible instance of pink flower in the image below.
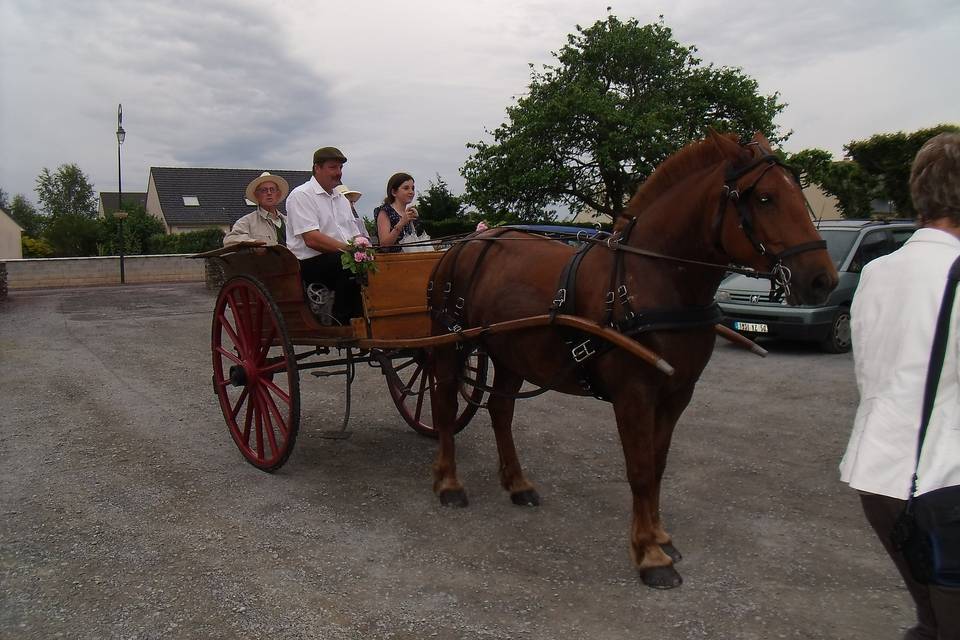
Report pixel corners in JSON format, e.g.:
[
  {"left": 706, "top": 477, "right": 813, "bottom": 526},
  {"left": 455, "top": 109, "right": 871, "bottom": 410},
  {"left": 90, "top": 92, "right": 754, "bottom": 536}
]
[
  {"left": 353, "top": 235, "right": 371, "bottom": 248},
  {"left": 476, "top": 221, "right": 489, "bottom": 232},
  {"left": 353, "top": 251, "right": 367, "bottom": 263}
]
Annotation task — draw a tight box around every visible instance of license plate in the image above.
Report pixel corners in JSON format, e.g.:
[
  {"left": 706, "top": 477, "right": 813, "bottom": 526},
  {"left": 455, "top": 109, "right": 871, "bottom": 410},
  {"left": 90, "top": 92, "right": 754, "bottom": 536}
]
[{"left": 734, "top": 321, "right": 768, "bottom": 333}]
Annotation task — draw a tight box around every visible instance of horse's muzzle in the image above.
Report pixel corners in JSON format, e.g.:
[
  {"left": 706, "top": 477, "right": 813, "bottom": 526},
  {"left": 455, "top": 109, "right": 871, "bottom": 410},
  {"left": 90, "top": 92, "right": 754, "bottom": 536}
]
[{"left": 792, "top": 268, "right": 838, "bottom": 306}]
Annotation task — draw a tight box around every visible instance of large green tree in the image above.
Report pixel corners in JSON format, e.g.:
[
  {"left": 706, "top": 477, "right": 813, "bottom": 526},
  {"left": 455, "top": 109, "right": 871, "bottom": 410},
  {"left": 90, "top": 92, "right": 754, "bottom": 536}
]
[
  {"left": 461, "top": 15, "right": 785, "bottom": 222},
  {"left": 35, "top": 164, "right": 98, "bottom": 219},
  {"left": 416, "top": 175, "right": 465, "bottom": 222},
  {"left": 787, "top": 149, "right": 878, "bottom": 218},
  {"left": 844, "top": 124, "right": 959, "bottom": 217},
  {"left": 788, "top": 123, "right": 960, "bottom": 219}
]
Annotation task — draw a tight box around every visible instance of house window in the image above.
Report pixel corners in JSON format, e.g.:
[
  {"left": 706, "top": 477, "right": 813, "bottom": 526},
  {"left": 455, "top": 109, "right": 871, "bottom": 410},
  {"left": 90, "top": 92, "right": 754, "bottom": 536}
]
[{"left": 182, "top": 196, "right": 200, "bottom": 206}]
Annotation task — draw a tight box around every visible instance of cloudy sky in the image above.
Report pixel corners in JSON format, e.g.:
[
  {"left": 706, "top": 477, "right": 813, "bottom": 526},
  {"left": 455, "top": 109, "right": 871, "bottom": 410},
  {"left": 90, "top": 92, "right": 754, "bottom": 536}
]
[{"left": 1, "top": 0, "right": 957, "bottom": 219}]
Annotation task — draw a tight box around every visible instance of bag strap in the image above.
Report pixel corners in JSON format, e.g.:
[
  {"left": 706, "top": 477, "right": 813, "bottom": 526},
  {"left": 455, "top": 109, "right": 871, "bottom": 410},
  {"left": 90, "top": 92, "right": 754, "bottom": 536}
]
[{"left": 908, "top": 254, "right": 960, "bottom": 502}]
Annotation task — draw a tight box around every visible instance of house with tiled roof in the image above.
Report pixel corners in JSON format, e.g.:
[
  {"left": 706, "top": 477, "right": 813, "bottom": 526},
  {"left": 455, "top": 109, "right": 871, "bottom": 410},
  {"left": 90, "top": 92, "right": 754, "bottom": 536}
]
[
  {"left": 145, "top": 167, "right": 312, "bottom": 234},
  {"left": 98, "top": 192, "right": 148, "bottom": 218}
]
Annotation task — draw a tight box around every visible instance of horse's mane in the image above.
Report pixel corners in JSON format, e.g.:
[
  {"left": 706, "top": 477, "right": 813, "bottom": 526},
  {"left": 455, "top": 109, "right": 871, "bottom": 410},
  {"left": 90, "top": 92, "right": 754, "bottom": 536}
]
[{"left": 623, "top": 134, "right": 743, "bottom": 219}]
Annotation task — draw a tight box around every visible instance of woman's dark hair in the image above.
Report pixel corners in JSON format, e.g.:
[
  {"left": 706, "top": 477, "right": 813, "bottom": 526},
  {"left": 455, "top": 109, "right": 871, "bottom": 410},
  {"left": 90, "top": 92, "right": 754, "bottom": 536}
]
[{"left": 383, "top": 172, "right": 414, "bottom": 205}]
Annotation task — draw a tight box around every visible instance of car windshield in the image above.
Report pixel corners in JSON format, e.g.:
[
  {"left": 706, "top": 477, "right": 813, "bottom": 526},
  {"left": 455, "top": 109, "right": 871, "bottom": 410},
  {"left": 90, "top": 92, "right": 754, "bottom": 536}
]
[{"left": 819, "top": 229, "right": 859, "bottom": 268}]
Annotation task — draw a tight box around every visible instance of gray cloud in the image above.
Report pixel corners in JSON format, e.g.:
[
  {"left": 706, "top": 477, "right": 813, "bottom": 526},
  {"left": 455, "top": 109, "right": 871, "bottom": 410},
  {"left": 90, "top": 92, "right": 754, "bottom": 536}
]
[{"left": 1, "top": 0, "right": 958, "bottom": 215}]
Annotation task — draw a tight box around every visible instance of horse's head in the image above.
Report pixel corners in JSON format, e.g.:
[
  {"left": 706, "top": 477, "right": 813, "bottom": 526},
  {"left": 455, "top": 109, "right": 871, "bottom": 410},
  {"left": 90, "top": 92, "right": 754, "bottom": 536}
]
[{"left": 709, "top": 131, "right": 838, "bottom": 306}]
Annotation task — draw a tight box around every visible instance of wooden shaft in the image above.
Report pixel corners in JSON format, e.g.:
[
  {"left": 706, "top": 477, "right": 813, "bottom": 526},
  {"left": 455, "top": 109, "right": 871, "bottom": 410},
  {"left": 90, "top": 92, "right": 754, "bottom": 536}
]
[{"left": 714, "top": 323, "right": 768, "bottom": 357}]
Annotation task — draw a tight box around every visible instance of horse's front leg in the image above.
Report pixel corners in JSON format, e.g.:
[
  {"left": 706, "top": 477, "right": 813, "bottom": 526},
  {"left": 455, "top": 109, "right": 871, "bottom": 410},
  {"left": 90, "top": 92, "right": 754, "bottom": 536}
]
[
  {"left": 612, "top": 396, "right": 682, "bottom": 589},
  {"left": 487, "top": 365, "right": 539, "bottom": 506},
  {"left": 430, "top": 346, "right": 468, "bottom": 507},
  {"left": 650, "top": 386, "right": 696, "bottom": 565}
]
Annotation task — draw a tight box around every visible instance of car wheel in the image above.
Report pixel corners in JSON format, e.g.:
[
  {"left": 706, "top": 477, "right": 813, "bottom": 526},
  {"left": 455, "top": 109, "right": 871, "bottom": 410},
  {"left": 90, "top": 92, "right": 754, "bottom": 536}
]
[{"left": 820, "top": 309, "right": 852, "bottom": 353}]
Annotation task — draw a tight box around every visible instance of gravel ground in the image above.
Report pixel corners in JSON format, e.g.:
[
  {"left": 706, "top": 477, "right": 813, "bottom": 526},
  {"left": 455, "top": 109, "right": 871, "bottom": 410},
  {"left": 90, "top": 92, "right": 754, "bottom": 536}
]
[{"left": 1, "top": 283, "right": 913, "bottom": 639}]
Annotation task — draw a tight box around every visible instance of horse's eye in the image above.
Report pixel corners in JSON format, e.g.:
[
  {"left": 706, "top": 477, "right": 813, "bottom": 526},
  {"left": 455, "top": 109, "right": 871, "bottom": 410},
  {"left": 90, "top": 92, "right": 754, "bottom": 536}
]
[{"left": 758, "top": 193, "right": 772, "bottom": 204}]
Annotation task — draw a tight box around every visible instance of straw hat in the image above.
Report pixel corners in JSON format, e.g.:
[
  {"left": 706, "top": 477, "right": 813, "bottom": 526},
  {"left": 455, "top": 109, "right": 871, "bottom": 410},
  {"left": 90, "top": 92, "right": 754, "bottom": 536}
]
[
  {"left": 245, "top": 172, "right": 289, "bottom": 203},
  {"left": 335, "top": 184, "right": 362, "bottom": 203}
]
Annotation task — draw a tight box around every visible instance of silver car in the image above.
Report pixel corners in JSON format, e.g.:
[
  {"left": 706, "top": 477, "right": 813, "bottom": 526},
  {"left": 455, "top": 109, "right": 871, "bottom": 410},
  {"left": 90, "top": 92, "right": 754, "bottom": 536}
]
[{"left": 716, "top": 219, "right": 916, "bottom": 353}]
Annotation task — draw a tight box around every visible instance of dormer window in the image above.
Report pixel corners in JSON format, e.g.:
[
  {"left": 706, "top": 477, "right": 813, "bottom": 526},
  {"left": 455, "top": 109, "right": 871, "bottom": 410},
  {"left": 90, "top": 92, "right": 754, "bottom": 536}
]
[{"left": 183, "top": 196, "right": 200, "bottom": 206}]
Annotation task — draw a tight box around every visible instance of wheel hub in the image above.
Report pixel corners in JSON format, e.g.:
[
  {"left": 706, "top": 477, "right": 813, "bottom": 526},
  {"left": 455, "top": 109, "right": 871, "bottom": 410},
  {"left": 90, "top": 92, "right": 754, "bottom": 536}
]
[{"left": 228, "top": 364, "right": 248, "bottom": 387}]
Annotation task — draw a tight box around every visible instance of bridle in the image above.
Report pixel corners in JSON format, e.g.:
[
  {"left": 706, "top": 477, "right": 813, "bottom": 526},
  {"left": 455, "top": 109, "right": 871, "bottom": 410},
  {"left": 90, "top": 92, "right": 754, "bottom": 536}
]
[
  {"left": 711, "top": 152, "right": 827, "bottom": 299},
  {"left": 585, "top": 151, "right": 827, "bottom": 300}
]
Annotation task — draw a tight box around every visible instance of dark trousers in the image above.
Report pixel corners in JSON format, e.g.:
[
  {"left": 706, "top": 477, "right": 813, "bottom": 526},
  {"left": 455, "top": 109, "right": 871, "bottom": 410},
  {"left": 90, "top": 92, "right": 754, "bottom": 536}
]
[
  {"left": 299, "top": 253, "right": 361, "bottom": 323},
  {"left": 859, "top": 492, "right": 960, "bottom": 639}
]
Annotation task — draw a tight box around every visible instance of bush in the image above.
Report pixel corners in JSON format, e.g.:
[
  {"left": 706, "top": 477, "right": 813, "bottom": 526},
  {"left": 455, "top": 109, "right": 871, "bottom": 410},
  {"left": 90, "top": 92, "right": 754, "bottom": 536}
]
[
  {"left": 146, "top": 228, "right": 225, "bottom": 254},
  {"left": 22, "top": 236, "right": 54, "bottom": 258}
]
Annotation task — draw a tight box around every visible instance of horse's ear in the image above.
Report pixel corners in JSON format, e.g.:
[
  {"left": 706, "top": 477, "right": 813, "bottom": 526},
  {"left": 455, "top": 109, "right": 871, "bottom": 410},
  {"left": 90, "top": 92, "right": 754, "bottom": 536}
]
[
  {"left": 707, "top": 129, "right": 747, "bottom": 160},
  {"left": 751, "top": 132, "right": 774, "bottom": 153}
]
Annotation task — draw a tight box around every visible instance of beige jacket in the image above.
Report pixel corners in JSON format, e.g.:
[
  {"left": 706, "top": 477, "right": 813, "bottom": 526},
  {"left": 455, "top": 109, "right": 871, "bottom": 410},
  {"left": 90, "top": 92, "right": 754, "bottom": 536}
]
[{"left": 223, "top": 207, "right": 285, "bottom": 246}]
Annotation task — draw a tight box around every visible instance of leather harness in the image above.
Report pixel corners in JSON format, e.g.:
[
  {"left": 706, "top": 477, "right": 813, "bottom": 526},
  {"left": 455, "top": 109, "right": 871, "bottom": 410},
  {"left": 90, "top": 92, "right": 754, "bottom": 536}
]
[{"left": 429, "top": 152, "right": 827, "bottom": 402}]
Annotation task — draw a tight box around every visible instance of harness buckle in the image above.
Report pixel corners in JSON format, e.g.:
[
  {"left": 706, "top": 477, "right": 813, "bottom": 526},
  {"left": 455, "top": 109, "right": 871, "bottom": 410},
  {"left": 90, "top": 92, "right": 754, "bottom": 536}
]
[
  {"left": 617, "top": 284, "right": 629, "bottom": 303},
  {"left": 553, "top": 288, "right": 567, "bottom": 309},
  {"left": 455, "top": 297, "right": 465, "bottom": 310},
  {"left": 605, "top": 290, "right": 615, "bottom": 307},
  {"left": 571, "top": 340, "right": 596, "bottom": 363},
  {"left": 427, "top": 281, "right": 434, "bottom": 292},
  {"left": 443, "top": 282, "right": 452, "bottom": 294}
]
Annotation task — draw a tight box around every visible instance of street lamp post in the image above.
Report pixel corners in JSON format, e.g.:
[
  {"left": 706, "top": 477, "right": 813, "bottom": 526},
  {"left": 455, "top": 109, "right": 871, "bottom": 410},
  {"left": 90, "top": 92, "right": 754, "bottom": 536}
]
[
  {"left": 116, "top": 104, "right": 126, "bottom": 284},
  {"left": 116, "top": 210, "right": 128, "bottom": 283}
]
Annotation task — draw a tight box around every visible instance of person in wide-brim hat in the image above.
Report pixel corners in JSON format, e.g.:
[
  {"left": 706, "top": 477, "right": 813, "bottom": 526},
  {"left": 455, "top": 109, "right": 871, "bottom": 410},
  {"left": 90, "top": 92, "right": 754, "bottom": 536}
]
[
  {"left": 245, "top": 171, "right": 289, "bottom": 204},
  {"left": 223, "top": 172, "right": 290, "bottom": 247},
  {"left": 335, "top": 184, "right": 362, "bottom": 203}
]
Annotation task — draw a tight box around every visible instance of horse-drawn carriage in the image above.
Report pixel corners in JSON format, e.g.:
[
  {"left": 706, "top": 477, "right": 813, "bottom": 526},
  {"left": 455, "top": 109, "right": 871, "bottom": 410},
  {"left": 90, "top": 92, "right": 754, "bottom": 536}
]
[
  {"left": 200, "top": 131, "right": 838, "bottom": 588},
  {"left": 201, "top": 237, "right": 676, "bottom": 469}
]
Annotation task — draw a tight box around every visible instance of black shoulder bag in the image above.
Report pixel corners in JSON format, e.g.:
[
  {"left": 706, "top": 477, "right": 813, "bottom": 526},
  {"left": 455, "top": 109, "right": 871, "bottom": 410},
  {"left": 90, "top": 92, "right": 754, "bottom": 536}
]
[{"left": 890, "top": 254, "right": 960, "bottom": 587}]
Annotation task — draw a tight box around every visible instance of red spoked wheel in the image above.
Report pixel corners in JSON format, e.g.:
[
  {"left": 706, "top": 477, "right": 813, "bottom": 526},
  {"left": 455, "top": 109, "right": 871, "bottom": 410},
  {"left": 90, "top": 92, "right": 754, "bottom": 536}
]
[
  {"left": 385, "top": 347, "right": 489, "bottom": 438},
  {"left": 212, "top": 275, "right": 300, "bottom": 472}
]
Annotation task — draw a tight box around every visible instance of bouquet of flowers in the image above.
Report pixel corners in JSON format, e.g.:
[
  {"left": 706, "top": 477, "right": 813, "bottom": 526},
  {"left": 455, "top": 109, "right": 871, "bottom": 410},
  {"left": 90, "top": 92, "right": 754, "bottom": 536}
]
[{"left": 340, "top": 235, "right": 378, "bottom": 283}]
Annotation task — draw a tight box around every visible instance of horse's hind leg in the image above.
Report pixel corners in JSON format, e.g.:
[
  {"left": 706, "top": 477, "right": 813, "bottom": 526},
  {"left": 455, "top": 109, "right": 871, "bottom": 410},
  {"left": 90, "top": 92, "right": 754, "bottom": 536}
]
[
  {"left": 613, "top": 395, "right": 682, "bottom": 589},
  {"left": 430, "top": 345, "right": 468, "bottom": 507},
  {"left": 487, "top": 365, "right": 539, "bottom": 506}
]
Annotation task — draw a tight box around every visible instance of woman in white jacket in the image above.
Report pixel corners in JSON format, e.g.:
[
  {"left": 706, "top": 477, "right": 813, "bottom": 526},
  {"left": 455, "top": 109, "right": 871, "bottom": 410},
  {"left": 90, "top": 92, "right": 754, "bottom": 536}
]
[{"left": 841, "top": 133, "right": 960, "bottom": 640}]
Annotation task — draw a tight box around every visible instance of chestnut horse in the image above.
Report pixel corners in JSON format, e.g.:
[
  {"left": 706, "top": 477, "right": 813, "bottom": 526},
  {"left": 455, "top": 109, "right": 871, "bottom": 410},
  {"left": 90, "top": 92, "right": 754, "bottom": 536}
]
[{"left": 426, "top": 131, "right": 838, "bottom": 588}]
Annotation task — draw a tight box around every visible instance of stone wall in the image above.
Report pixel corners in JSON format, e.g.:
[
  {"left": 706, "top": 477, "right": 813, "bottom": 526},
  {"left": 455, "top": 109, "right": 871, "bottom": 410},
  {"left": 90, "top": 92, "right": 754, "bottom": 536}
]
[{"left": 2, "top": 255, "right": 205, "bottom": 290}]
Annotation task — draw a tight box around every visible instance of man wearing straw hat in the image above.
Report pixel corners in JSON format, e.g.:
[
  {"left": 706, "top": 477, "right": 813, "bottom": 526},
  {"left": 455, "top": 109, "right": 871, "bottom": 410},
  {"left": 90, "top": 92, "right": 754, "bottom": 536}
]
[{"left": 223, "top": 171, "right": 289, "bottom": 246}]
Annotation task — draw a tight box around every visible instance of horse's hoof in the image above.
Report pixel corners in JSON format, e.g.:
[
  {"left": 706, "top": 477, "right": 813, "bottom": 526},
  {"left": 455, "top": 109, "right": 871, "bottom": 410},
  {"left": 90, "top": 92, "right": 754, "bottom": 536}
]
[
  {"left": 510, "top": 489, "right": 541, "bottom": 507},
  {"left": 439, "top": 489, "right": 469, "bottom": 508},
  {"left": 660, "top": 542, "right": 682, "bottom": 563},
  {"left": 641, "top": 565, "right": 683, "bottom": 589}
]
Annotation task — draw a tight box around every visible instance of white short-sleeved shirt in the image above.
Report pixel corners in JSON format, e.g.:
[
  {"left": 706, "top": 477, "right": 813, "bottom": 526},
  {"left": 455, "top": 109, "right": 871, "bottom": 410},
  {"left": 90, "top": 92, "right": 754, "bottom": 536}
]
[
  {"left": 285, "top": 176, "right": 361, "bottom": 260},
  {"left": 840, "top": 227, "right": 960, "bottom": 498}
]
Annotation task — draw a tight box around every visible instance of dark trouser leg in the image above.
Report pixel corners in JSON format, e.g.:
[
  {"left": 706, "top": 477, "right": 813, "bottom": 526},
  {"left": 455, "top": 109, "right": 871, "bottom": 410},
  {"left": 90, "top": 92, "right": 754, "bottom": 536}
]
[
  {"left": 859, "top": 491, "right": 960, "bottom": 640},
  {"left": 299, "top": 253, "right": 361, "bottom": 323}
]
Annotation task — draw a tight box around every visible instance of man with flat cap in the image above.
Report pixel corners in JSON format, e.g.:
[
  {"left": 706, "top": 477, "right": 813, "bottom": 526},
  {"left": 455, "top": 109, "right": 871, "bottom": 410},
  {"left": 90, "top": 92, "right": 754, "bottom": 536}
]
[{"left": 285, "top": 146, "right": 363, "bottom": 324}]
